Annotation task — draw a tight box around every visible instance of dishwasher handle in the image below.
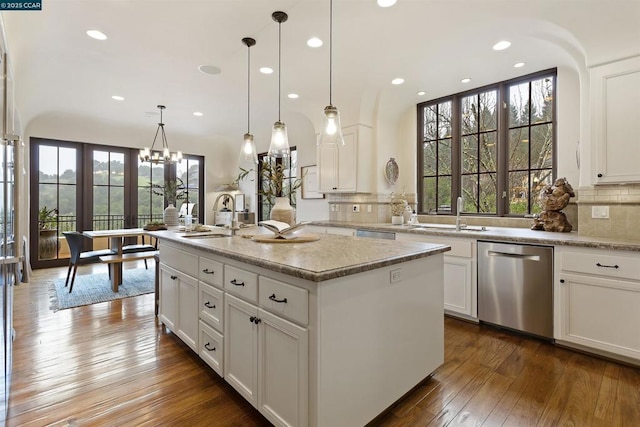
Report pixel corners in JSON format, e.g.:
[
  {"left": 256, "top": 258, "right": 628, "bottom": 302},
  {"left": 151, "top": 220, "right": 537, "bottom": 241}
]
[{"left": 487, "top": 250, "right": 541, "bottom": 261}]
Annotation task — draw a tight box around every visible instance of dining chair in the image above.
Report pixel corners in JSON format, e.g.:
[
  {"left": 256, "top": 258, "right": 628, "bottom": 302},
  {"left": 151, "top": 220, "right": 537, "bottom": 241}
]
[
  {"left": 122, "top": 235, "right": 157, "bottom": 269},
  {"left": 63, "top": 231, "right": 116, "bottom": 293}
]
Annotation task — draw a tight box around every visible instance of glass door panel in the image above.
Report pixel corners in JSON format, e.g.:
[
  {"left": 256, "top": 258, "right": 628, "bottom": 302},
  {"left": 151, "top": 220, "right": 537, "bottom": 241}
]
[{"left": 92, "top": 150, "right": 125, "bottom": 230}]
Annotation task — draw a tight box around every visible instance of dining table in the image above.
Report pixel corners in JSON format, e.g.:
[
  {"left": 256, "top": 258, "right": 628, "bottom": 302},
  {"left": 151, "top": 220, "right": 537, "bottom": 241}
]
[{"left": 83, "top": 228, "right": 148, "bottom": 292}]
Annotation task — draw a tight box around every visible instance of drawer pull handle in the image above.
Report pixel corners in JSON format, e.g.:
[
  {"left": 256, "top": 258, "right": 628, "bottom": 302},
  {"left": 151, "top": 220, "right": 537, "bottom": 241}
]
[
  {"left": 560, "top": 279, "right": 565, "bottom": 283},
  {"left": 230, "top": 279, "right": 245, "bottom": 287},
  {"left": 269, "top": 294, "right": 288, "bottom": 304},
  {"left": 204, "top": 302, "right": 216, "bottom": 309},
  {"left": 170, "top": 275, "right": 178, "bottom": 280},
  {"left": 204, "top": 342, "right": 216, "bottom": 352},
  {"left": 596, "top": 262, "right": 619, "bottom": 269},
  {"left": 202, "top": 268, "right": 215, "bottom": 275}
]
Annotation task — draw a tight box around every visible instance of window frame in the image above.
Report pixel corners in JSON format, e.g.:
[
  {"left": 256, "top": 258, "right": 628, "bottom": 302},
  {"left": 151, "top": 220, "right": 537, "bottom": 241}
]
[{"left": 417, "top": 68, "right": 557, "bottom": 217}]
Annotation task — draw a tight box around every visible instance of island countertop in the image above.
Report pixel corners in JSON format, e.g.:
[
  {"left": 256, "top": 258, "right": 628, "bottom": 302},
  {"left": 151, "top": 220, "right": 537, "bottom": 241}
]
[{"left": 148, "top": 229, "right": 450, "bottom": 282}]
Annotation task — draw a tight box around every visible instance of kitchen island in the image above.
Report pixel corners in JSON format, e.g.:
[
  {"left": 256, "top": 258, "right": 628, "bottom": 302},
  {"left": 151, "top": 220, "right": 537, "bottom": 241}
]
[{"left": 149, "top": 229, "right": 449, "bottom": 427}]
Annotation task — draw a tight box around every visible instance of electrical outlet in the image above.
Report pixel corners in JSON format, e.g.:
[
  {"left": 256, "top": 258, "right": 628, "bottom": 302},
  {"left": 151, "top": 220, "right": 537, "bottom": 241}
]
[
  {"left": 390, "top": 269, "right": 402, "bottom": 283},
  {"left": 352, "top": 204, "right": 360, "bottom": 213},
  {"left": 367, "top": 205, "right": 372, "bottom": 213},
  {"left": 591, "top": 206, "right": 609, "bottom": 219}
]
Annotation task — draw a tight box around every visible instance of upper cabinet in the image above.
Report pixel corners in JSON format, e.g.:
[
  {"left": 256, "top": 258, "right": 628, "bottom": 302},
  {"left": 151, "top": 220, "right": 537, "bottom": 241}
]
[
  {"left": 317, "top": 124, "right": 372, "bottom": 193},
  {"left": 591, "top": 56, "right": 640, "bottom": 184}
]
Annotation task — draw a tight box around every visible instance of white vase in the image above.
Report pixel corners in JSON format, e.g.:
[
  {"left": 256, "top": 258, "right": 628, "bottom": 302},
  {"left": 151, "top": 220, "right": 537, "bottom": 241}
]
[
  {"left": 391, "top": 215, "right": 404, "bottom": 225},
  {"left": 270, "top": 196, "right": 296, "bottom": 225},
  {"left": 163, "top": 203, "right": 178, "bottom": 226}
]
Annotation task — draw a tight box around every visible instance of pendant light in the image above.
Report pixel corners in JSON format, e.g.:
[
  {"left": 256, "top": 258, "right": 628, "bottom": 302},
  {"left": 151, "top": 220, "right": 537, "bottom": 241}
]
[
  {"left": 139, "top": 105, "right": 183, "bottom": 164},
  {"left": 238, "top": 37, "right": 259, "bottom": 166},
  {"left": 318, "top": 0, "right": 345, "bottom": 147},
  {"left": 267, "top": 11, "right": 290, "bottom": 158}
]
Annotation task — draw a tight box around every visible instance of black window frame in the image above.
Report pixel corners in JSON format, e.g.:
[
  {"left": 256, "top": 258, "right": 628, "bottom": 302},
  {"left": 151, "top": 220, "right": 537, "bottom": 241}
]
[{"left": 417, "top": 68, "right": 557, "bottom": 217}]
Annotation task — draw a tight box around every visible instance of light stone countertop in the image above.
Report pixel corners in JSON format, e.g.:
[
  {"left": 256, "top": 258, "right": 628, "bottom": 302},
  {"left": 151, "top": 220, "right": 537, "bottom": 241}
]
[
  {"left": 148, "top": 229, "right": 450, "bottom": 282},
  {"left": 311, "top": 221, "right": 640, "bottom": 252}
]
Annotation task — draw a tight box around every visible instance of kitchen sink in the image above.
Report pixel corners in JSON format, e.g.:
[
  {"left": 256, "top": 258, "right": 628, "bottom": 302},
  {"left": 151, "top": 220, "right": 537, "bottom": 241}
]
[
  {"left": 409, "top": 223, "right": 487, "bottom": 232},
  {"left": 180, "top": 233, "right": 231, "bottom": 239}
]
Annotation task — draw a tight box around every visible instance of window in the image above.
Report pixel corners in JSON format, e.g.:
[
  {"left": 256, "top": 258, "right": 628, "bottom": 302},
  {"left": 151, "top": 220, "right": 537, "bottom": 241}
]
[{"left": 418, "top": 69, "right": 556, "bottom": 216}]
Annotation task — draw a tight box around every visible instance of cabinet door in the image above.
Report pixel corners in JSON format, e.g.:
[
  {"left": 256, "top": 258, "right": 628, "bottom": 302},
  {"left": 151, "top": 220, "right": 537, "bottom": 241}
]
[
  {"left": 257, "top": 309, "right": 308, "bottom": 427},
  {"left": 336, "top": 131, "right": 356, "bottom": 191},
  {"left": 159, "top": 265, "right": 178, "bottom": 332},
  {"left": 558, "top": 273, "right": 640, "bottom": 360},
  {"left": 591, "top": 56, "right": 640, "bottom": 184},
  {"left": 318, "top": 142, "right": 338, "bottom": 192},
  {"left": 443, "top": 257, "right": 473, "bottom": 317},
  {"left": 224, "top": 293, "right": 259, "bottom": 407},
  {"left": 177, "top": 272, "right": 199, "bottom": 351}
]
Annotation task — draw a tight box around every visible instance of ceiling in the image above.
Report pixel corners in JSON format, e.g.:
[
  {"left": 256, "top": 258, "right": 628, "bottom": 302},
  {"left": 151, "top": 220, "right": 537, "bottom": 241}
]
[{"left": 2, "top": 0, "right": 640, "bottom": 151}]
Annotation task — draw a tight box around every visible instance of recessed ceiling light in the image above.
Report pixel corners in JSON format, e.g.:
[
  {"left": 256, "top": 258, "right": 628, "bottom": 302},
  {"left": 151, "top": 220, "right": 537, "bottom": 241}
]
[
  {"left": 513, "top": 62, "right": 525, "bottom": 68},
  {"left": 461, "top": 78, "right": 471, "bottom": 84},
  {"left": 260, "top": 67, "right": 273, "bottom": 74},
  {"left": 493, "top": 40, "right": 511, "bottom": 51},
  {"left": 86, "top": 30, "right": 107, "bottom": 40},
  {"left": 193, "top": 112, "right": 203, "bottom": 117},
  {"left": 288, "top": 93, "right": 299, "bottom": 99},
  {"left": 391, "top": 78, "right": 404, "bottom": 85},
  {"left": 417, "top": 91, "right": 426, "bottom": 96},
  {"left": 111, "top": 95, "right": 124, "bottom": 101},
  {"left": 377, "top": 0, "right": 397, "bottom": 7},
  {"left": 198, "top": 65, "right": 221, "bottom": 75},
  {"left": 307, "top": 37, "right": 323, "bottom": 48}
]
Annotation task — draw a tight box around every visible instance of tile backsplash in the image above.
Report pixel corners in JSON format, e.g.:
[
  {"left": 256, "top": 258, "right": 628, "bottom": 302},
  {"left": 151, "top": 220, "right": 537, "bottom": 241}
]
[{"left": 576, "top": 184, "right": 640, "bottom": 241}]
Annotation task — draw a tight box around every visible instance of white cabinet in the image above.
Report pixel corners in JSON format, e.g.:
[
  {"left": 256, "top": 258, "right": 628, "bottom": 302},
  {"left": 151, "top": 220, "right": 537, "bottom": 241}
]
[
  {"left": 397, "top": 233, "right": 477, "bottom": 318},
  {"left": 555, "top": 246, "right": 640, "bottom": 361},
  {"left": 159, "top": 264, "right": 199, "bottom": 351},
  {"left": 591, "top": 56, "right": 640, "bottom": 184},
  {"left": 224, "top": 293, "right": 309, "bottom": 427},
  {"left": 317, "top": 124, "right": 372, "bottom": 193}
]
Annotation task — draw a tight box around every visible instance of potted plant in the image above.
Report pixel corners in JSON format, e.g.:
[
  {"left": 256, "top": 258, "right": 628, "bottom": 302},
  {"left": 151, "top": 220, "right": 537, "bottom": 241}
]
[
  {"left": 38, "top": 206, "right": 58, "bottom": 260},
  {"left": 151, "top": 178, "right": 188, "bottom": 226},
  {"left": 236, "top": 159, "right": 303, "bottom": 224}
]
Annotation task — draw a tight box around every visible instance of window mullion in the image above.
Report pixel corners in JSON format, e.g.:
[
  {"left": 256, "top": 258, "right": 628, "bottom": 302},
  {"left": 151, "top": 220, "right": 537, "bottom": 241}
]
[
  {"left": 497, "top": 82, "right": 508, "bottom": 216},
  {"left": 451, "top": 96, "right": 461, "bottom": 214}
]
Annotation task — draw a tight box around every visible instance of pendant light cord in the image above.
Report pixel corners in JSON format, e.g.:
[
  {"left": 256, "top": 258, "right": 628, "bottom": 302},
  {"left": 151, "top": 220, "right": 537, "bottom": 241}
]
[
  {"left": 329, "top": 0, "right": 333, "bottom": 106},
  {"left": 278, "top": 20, "right": 282, "bottom": 121},
  {"left": 247, "top": 43, "right": 251, "bottom": 133}
]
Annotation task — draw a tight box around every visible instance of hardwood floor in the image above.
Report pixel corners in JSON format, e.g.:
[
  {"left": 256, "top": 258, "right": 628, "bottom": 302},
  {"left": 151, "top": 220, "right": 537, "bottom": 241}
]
[{"left": 7, "top": 263, "right": 640, "bottom": 426}]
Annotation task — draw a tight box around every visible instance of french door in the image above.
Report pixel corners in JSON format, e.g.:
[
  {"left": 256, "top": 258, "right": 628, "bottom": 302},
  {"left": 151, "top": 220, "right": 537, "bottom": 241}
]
[{"left": 29, "top": 138, "right": 204, "bottom": 269}]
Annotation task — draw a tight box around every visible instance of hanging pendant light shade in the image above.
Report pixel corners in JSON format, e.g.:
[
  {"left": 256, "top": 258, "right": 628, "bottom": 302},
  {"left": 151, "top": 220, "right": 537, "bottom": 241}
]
[
  {"left": 139, "top": 105, "right": 183, "bottom": 164},
  {"left": 267, "top": 11, "right": 290, "bottom": 158},
  {"left": 318, "top": 0, "right": 345, "bottom": 147},
  {"left": 238, "top": 37, "right": 259, "bottom": 166}
]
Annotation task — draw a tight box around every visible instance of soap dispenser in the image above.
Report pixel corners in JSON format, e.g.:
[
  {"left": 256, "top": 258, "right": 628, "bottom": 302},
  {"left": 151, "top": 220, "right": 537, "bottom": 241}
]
[{"left": 409, "top": 210, "right": 418, "bottom": 225}]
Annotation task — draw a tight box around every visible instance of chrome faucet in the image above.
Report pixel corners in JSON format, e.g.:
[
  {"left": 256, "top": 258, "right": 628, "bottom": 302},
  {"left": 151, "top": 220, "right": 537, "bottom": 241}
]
[
  {"left": 455, "top": 196, "right": 465, "bottom": 231},
  {"left": 213, "top": 193, "right": 238, "bottom": 235}
]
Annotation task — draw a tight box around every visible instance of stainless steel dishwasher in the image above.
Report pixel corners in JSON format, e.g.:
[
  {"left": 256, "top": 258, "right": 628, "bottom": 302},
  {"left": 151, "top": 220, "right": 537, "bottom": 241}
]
[
  {"left": 478, "top": 241, "right": 553, "bottom": 339},
  {"left": 355, "top": 229, "right": 396, "bottom": 240}
]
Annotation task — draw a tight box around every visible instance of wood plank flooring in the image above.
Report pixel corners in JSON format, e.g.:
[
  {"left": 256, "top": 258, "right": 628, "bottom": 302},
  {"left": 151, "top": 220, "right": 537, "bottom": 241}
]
[{"left": 7, "top": 262, "right": 640, "bottom": 426}]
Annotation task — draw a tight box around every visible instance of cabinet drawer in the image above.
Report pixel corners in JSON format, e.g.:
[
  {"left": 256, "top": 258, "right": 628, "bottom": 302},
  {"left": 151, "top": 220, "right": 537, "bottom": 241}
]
[
  {"left": 259, "top": 276, "right": 309, "bottom": 326},
  {"left": 199, "top": 320, "right": 224, "bottom": 377},
  {"left": 400, "top": 234, "right": 473, "bottom": 258},
  {"left": 160, "top": 243, "right": 198, "bottom": 275},
  {"left": 561, "top": 250, "right": 640, "bottom": 282},
  {"left": 199, "top": 283, "right": 224, "bottom": 332},
  {"left": 199, "top": 256, "right": 223, "bottom": 287},
  {"left": 224, "top": 265, "right": 258, "bottom": 303}
]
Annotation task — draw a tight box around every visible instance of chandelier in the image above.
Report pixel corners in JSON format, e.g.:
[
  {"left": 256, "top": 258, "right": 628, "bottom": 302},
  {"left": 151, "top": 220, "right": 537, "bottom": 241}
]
[{"left": 139, "top": 105, "right": 183, "bottom": 164}]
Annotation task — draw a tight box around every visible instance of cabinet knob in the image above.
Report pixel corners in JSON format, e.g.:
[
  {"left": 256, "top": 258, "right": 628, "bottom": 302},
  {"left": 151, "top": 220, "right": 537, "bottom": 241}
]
[
  {"left": 204, "top": 301, "right": 216, "bottom": 309},
  {"left": 170, "top": 275, "right": 177, "bottom": 280},
  {"left": 597, "top": 173, "right": 603, "bottom": 178},
  {"left": 249, "top": 316, "right": 256, "bottom": 323},
  {"left": 560, "top": 279, "right": 565, "bottom": 283},
  {"left": 254, "top": 317, "right": 262, "bottom": 324},
  {"left": 204, "top": 342, "right": 216, "bottom": 352}
]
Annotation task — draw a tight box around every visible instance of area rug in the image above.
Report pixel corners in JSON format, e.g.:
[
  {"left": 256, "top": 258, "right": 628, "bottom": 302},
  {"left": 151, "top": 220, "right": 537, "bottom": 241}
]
[{"left": 49, "top": 268, "right": 155, "bottom": 312}]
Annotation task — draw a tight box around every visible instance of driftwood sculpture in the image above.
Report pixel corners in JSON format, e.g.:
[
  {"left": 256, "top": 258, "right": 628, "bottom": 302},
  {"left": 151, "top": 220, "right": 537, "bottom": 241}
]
[{"left": 531, "top": 177, "right": 575, "bottom": 232}]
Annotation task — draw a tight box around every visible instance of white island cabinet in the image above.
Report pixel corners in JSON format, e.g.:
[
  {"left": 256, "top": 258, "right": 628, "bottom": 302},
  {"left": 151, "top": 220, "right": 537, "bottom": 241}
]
[{"left": 153, "top": 231, "right": 448, "bottom": 427}]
